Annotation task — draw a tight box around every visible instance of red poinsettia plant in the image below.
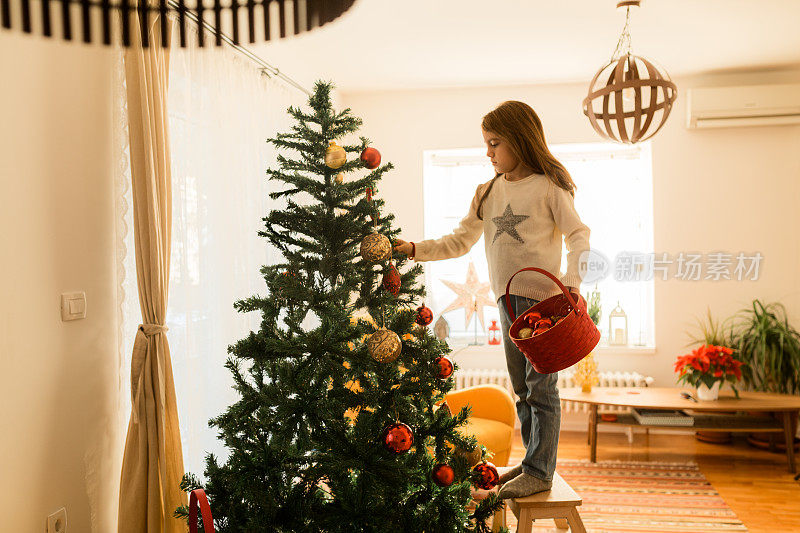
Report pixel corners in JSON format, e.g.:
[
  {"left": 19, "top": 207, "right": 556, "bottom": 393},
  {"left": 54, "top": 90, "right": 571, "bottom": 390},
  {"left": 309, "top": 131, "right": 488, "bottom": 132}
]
[{"left": 674, "top": 344, "right": 745, "bottom": 398}]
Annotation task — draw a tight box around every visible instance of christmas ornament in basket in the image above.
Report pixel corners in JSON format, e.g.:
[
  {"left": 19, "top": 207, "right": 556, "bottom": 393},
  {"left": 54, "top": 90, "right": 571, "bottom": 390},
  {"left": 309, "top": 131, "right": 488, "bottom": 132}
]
[{"left": 505, "top": 267, "right": 600, "bottom": 374}]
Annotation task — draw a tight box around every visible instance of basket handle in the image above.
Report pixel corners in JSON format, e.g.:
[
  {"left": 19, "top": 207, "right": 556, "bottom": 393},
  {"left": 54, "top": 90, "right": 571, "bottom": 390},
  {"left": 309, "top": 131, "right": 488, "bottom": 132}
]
[
  {"left": 504, "top": 267, "right": 581, "bottom": 322},
  {"left": 189, "top": 489, "right": 215, "bottom": 533}
]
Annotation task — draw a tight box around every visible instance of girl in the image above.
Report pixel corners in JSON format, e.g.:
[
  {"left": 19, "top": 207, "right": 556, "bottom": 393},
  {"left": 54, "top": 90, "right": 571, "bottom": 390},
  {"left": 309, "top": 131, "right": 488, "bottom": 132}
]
[{"left": 394, "top": 100, "right": 591, "bottom": 499}]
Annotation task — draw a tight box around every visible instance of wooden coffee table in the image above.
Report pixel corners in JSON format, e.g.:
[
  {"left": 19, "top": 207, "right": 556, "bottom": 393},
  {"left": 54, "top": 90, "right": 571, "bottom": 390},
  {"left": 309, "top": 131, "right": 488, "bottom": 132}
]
[{"left": 560, "top": 387, "right": 800, "bottom": 473}]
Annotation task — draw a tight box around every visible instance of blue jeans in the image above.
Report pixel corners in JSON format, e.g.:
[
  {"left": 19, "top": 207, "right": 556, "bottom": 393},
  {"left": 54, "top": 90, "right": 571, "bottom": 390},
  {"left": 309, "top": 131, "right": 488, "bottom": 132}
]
[{"left": 497, "top": 294, "right": 560, "bottom": 482}]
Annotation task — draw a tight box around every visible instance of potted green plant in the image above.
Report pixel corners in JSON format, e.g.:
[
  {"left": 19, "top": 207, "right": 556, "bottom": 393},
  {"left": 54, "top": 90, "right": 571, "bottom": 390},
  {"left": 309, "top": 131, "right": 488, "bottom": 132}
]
[
  {"left": 686, "top": 306, "right": 731, "bottom": 348},
  {"left": 728, "top": 299, "right": 800, "bottom": 451},
  {"left": 586, "top": 285, "right": 602, "bottom": 327}
]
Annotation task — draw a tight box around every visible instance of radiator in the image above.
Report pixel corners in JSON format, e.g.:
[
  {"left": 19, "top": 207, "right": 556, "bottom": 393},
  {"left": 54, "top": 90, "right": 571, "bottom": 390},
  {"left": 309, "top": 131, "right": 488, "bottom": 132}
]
[{"left": 453, "top": 369, "right": 654, "bottom": 414}]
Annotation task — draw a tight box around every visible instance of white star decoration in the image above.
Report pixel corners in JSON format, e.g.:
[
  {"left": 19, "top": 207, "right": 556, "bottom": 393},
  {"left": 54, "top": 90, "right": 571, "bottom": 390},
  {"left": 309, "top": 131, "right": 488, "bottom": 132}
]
[{"left": 440, "top": 261, "right": 497, "bottom": 330}]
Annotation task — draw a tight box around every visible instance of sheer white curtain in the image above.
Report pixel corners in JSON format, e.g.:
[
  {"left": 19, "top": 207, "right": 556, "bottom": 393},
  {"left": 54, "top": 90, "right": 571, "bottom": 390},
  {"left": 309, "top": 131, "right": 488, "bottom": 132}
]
[{"left": 116, "top": 27, "right": 306, "bottom": 480}]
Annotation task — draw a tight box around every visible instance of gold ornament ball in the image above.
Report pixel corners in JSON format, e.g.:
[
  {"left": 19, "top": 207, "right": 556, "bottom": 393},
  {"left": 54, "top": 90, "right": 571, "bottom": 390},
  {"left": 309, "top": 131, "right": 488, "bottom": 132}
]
[
  {"left": 360, "top": 233, "right": 392, "bottom": 263},
  {"left": 367, "top": 328, "right": 402, "bottom": 363},
  {"left": 325, "top": 141, "right": 347, "bottom": 169},
  {"left": 335, "top": 172, "right": 344, "bottom": 184},
  {"left": 455, "top": 444, "right": 483, "bottom": 468}
]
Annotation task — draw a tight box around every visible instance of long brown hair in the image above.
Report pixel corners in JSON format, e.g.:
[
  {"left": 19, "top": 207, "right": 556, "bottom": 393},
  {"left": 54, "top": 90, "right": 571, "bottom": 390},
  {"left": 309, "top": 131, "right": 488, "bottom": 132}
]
[{"left": 477, "top": 100, "right": 576, "bottom": 220}]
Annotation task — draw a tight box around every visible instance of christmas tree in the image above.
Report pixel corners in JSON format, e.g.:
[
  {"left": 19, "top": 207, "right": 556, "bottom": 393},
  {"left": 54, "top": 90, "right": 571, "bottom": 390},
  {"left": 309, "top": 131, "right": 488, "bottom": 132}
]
[{"left": 176, "top": 81, "right": 506, "bottom": 532}]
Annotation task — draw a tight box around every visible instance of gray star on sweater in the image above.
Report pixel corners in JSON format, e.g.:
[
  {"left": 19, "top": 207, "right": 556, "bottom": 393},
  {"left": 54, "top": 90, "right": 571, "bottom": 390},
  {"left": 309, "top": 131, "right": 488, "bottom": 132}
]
[{"left": 492, "top": 203, "right": 530, "bottom": 244}]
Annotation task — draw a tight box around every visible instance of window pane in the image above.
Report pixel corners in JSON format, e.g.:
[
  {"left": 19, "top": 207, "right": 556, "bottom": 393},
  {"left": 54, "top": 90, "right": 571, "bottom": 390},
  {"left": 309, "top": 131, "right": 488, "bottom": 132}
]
[{"left": 423, "top": 142, "right": 655, "bottom": 348}]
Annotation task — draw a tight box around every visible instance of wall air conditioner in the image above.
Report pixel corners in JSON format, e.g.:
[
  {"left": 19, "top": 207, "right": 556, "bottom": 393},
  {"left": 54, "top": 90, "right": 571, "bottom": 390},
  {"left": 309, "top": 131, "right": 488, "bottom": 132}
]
[{"left": 686, "top": 84, "right": 800, "bottom": 129}]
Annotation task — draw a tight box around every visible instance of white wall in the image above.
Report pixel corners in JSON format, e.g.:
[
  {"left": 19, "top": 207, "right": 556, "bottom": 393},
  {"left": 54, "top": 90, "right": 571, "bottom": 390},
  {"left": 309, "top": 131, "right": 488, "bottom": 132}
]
[
  {"left": 0, "top": 33, "right": 121, "bottom": 532},
  {"left": 341, "top": 68, "right": 800, "bottom": 386}
]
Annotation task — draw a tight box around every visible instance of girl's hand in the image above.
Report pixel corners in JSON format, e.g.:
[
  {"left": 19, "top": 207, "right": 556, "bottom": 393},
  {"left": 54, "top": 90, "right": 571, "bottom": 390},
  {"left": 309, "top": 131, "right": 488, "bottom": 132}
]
[{"left": 393, "top": 239, "right": 413, "bottom": 256}]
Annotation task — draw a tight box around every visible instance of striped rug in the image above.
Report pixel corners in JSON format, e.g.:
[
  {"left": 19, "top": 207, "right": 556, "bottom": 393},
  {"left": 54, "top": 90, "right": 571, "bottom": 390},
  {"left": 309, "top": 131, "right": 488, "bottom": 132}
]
[{"left": 504, "top": 459, "right": 747, "bottom": 532}]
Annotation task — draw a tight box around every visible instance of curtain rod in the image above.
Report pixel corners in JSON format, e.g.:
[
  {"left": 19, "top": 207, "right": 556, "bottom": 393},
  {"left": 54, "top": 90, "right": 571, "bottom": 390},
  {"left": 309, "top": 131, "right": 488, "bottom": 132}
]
[{"left": 166, "top": 0, "right": 311, "bottom": 96}]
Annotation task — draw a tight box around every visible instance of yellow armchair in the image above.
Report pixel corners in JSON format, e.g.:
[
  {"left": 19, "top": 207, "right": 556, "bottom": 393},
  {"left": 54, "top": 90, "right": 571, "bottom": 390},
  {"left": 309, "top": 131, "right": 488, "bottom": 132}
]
[{"left": 445, "top": 384, "right": 516, "bottom": 467}]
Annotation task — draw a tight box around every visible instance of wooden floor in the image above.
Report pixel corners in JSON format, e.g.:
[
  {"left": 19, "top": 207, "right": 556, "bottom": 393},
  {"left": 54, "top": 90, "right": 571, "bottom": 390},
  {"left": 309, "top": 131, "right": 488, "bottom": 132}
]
[{"left": 510, "top": 430, "right": 800, "bottom": 533}]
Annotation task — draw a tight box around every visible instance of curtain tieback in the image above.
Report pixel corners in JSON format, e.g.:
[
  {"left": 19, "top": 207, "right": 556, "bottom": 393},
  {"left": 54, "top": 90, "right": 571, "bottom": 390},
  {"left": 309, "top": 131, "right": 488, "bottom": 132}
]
[
  {"left": 138, "top": 323, "right": 169, "bottom": 337},
  {"left": 129, "top": 324, "right": 169, "bottom": 425}
]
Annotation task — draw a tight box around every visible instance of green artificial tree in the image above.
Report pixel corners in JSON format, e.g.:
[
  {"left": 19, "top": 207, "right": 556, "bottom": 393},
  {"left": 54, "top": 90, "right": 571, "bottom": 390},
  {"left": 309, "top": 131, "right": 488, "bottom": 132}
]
[{"left": 175, "top": 81, "right": 506, "bottom": 532}]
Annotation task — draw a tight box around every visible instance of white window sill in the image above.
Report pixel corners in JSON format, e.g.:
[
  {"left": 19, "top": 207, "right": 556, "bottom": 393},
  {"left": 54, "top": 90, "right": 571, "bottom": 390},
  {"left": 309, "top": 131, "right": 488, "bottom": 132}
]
[
  {"left": 594, "top": 345, "right": 656, "bottom": 356},
  {"left": 447, "top": 341, "right": 656, "bottom": 357}
]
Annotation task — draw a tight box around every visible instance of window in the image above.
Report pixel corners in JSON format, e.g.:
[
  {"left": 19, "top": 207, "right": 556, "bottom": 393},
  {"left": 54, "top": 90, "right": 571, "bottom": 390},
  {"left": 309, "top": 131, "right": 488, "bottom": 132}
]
[{"left": 422, "top": 142, "right": 655, "bottom": 349}]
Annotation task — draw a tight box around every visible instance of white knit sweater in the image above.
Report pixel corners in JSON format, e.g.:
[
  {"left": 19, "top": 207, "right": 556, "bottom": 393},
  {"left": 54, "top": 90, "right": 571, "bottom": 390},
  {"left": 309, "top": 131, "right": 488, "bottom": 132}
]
[{"left": 415, "top": 173, "right": 591, "bottom": 302}]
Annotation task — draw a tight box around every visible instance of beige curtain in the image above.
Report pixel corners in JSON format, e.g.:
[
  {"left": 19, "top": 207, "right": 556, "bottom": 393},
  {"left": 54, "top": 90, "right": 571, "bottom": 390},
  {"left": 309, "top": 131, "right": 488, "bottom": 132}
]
[{"left": 118, "top": 13, "right": 186, "bottom": 533}]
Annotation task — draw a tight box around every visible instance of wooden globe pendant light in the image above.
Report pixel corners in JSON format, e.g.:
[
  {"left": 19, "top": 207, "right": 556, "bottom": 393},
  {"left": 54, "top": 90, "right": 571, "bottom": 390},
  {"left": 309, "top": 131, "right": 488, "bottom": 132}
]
[{"left": 583, "top": 0, "right": 677, "bottom": 144}]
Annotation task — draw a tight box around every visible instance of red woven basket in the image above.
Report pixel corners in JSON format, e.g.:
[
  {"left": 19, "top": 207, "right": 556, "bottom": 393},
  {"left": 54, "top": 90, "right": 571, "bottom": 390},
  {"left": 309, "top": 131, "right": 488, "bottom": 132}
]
[
  {"left": 505, "top": 267, "right": 600, "bottom": 374},
  {"left": 189, "top": 489, "right": 215, "bottom": 533}
]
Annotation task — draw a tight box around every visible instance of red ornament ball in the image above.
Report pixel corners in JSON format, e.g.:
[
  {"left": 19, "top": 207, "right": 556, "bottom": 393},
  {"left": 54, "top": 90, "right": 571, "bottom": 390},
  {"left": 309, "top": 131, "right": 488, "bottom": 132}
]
[
  {"left": 382, "top": 263, "right": 401, "bottom": 296},
  {"left": 382, "top": 422, "right": 414, "bottom": 454},
  {"left": 360, "top": 147, "right": 381, "bottom": 170},
  {"left": 524, "top": 311, "right": 542, "bottom": 327},
  {"left": 472, "top": 461, "right": 500, "bottom": 490},
  {"left": 435, "top": 356, "right": 454, "bottom": 379},
  {"left": 415, "top": 304, "right": 434, "bottom": 326},
  {"left": 432, "top": 463, "right": 455, "bottom": 487}
]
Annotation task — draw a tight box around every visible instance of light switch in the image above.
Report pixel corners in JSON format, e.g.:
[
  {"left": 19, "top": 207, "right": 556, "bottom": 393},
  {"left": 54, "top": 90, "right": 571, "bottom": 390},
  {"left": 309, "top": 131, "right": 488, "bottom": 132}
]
[{"left": 61, "top": 292, "right": 87, "bottom": 321}]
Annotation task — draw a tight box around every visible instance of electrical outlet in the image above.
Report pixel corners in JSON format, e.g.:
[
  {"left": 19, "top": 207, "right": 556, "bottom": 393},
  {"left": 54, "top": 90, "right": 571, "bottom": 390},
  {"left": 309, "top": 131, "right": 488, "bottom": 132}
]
[{"left": 46, "top": 508, "right": 67, "bottom": 533}]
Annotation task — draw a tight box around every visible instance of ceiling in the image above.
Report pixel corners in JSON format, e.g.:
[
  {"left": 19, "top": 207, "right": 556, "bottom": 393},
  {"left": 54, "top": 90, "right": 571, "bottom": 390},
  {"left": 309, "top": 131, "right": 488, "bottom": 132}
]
[{"left": 252, "top": 0, "right": 800, "bottom": 93}]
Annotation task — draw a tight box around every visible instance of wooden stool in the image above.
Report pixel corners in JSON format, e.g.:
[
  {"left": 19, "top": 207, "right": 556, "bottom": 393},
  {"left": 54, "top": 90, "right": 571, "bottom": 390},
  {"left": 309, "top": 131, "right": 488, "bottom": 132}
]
[{"left": 512, "top": 472, "right": 585, "bottom": 533}]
